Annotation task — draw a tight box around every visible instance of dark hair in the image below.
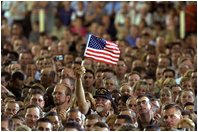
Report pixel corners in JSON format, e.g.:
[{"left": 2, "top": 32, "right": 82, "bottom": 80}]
[
  {"left": 11, "top": 71, "right": 25, "bottom": 81},
  {"left": 116, "top": 115, "right": 132, "bottom": 124},
  {"left": 94, "top": 122, "right": 109, "bottom": 129},
  {"left": 30, "top": 90, "right": 44, "bottom": 97},
  {"left": 63, "top": 121, "right": 83, "bottom": 131},
  {"left": 85, "top": 69, "right": 95, "bottom": 78},
  {"left": 36, "top": 117, "right": 52, "bottom": 125},
  {"left": 45, "top": 111, "right": 58, "bottom": 117},
  {"left": 120, "top": 94, "right": 131, "bottom": 104},
  {"left": 181, "top": 110, "right": 191, "bottom": 116},
  {"left": 144, "top": 124, "right": 161, "bottom": 131},
  {"left": 102, "top": 68, "right": 116, "bottom": 76},
  {"left": 133, "top": 66, "right": 146, "bottom": 74},
  {"left": 184, "top": 102, "right": 194, "bottom": 108},
  {"left": 1, "top": 71, "right": 11, "bottom": 82},
  {"left": 163, "top": 103, "right": 182, "bottom": 112},
  {"left": 163, "top": 68, "right": 175, "bottom": 77},
  {"left": 136, "top": 94, "right": 151, "bottom": 101},
  {"left": 116, "top": 124, "right": 138, "bottom": 131}
]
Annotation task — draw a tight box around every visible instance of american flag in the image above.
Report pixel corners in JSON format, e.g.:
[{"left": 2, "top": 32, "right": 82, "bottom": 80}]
[{"left": 84, "top": 34, "right": 120, "bottom": 65}]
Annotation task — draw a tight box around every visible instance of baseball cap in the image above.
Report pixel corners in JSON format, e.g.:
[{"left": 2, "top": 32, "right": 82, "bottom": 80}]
[{"left": 94, "top": 88, "right": 112, "bottom": 100}]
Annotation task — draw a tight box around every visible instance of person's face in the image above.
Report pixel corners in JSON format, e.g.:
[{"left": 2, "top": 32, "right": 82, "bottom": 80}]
[
  {"left": 163, "top": 108, "right": 182, "bottom": 129},
  {"left": 171, "top": 52, "right": 180, "bottom": 63},
  {"left": 145, "top": 79, "right": 154, "bottom": 91},
  {"left": 117, "top": 61, "right": 127, "bottom": 74},
  {"left": 19, "top": 53, "right": 32, "bottom": 66},
  {"left": 25, "top": 107, "right": 40, "bottom": 128},
  {"left": 12, "top": 24, "right": 22, "bottom": 35},
  {"left": 1, "top": 76, "right": 8, "bottom": 87},
  {"left": 67, "top": 111, "right": 83, "bottom": 125},
  {"left": 158, "top": 57, "right": 169, "bottom": 68},
  {"left": 105, "top": 79, "right": 116, "bottom": 92},
  {"left": 163, "top": 71, "right": 174, "bottom": 79},
  {"left": 14, "top": 78, "right": 24, "bottom": 88},
  {"left": 40, "top": 68, "right": 52, "bottom": 86},
  {"left": 12, "top": 118, "right": 23, "bottom": 130},
  {"left": 120, "top": 85, "right": 133, "bottom": 96},
  {"left": 128, "top": 74, "right": 140, "bottom": 87},
  {"left": 160, "top": 90, "right": 172, "bottom": 105},
  {"left": 181, "top": 81, "right": 193, "bottom": 90},
  {"left": 4, "top": 102, "right": 19, "bottom": 118},
  {"left": 26, "top": 64, "right": 37, "bottom": 77},
  {"left": 43, "top": 58, "right": 53, "bottom": 68},
  {"left": 83, "top": 72, "right": 95, "bottom": 88},
  {"left": 52, "top": 85, "right": 70, "bottom": 106},
  {"left": 58, "top": 42, "right": 69, "bottom": 54},
  {"left": 1, "top": 120, "right": 9, "bottom": 131},
  {"left": 64, "top": 54, "right": 74, "bottom": 64},
  {"left": 136, "top": 96, "right": 151, "bottom": 114},
  {"left": 181, "top": 91, "right": 195, "bottom": 106},
  {"left": 156, "top": 67, "right": 164, "bottom": 80},
  {"left": 114, "top": 118, "right": 126, "bottom": 130},
  {"left": 36, "top": 122, "right": 53, "bottom": 131},
  {"left": 30, "top": 94, "right": 45, "bottom": 109},
  {"left": 47, "top": 115, "right": 60, "bottom": 131},
  {"left": 135, "top": 84, "right": 147, "bottom": 96},
  {"left": 127, "top": 98, "right": 137, "bottom": 112},
  {"left": 95, "top": 97, "right": 111, "bottom": 113},
  {"left": 85, "top": 118, "right": 98, "bottom": 131},
  {"left": 191, "top": 72, "right": 197, "bottom": 89},
  {"left": 171, "top": 86, "right": 182, "bottom": 101}
]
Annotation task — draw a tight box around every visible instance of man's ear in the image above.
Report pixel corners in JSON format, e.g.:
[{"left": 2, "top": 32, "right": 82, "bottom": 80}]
[{"left": 66, "top": 95, "right": 71, "bottom": 103}]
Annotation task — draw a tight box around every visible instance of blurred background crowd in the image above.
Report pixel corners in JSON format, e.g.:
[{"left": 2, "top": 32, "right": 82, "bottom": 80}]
[{"left": 1, "top": 1, "right": 197, "bottom": 131}]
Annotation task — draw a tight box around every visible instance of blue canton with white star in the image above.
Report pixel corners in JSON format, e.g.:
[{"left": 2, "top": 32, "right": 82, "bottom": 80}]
[{"left": 88, "top": 35, "right": 106, "bottom": 50}]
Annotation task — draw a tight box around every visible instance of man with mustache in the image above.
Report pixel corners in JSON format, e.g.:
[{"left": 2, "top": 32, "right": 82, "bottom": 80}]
[
  {"left": 74, "top": 66, "right": 114, "bottom": 122},
  {"left": 51, "top": 83, "right": 72, "bottom": 123}
]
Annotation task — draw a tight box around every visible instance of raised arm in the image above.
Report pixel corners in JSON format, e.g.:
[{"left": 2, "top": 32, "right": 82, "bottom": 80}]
[{"left": 74, "top": 66, "right": 90, "bottom": 114}]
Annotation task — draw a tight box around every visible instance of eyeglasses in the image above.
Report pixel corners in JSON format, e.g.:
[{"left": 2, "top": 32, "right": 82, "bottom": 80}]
[
  {"left": 163, "top": 114, "right": 178, "bottom": 120},
  {"left": 128, "top": 104, "right": 137, "bottom": 107}
]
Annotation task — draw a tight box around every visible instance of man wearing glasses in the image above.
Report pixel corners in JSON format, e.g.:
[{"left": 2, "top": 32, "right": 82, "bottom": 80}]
[{"left": 136, "top": 95, "right": 161, "bottom": 130}]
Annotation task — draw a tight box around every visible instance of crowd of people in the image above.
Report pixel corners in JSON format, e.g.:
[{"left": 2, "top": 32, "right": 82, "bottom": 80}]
[{"left": 1, "top": 1, "right": 197, "bottom": 131}]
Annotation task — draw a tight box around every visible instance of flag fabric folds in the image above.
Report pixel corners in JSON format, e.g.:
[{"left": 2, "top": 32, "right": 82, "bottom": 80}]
[{"left": 84, "top": 34, "right": 120, "bottom": 65}]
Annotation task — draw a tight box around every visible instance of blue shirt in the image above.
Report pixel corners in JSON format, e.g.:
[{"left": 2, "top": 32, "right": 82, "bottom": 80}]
[{"left": 125, "top": 35, "right": 137, "bottom": 47}]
